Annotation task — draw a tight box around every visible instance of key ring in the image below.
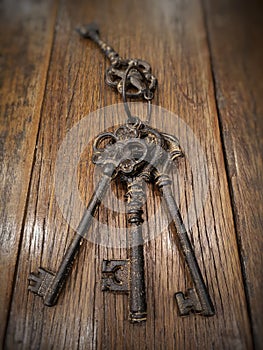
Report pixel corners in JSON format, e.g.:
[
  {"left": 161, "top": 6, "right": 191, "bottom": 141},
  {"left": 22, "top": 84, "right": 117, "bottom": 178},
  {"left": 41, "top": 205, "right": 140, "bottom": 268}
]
[
  {"left": 122, "top": 63, "right": 153, "bottom": 125},
  {"left": 28, "top": 23, "right": 215, "bottom": 324}
]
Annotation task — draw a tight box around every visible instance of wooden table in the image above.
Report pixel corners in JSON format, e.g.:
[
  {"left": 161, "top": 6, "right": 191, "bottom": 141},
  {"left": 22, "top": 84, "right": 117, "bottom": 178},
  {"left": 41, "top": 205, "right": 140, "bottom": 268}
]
[{"left": 1, "top": 0, "right": 262, "bottom": 348}]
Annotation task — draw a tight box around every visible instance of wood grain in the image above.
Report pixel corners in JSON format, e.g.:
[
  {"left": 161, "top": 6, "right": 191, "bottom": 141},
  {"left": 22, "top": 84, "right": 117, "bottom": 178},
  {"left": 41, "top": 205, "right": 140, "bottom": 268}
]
[
  {"left": 1, "top": 0, "right": 258, "bottom": 348},
  {"left": 203, "top": 0, "right": 263, "bottom": 347},
  {"left": 0, "top": 0, "right": 58, "bottom": 346}
]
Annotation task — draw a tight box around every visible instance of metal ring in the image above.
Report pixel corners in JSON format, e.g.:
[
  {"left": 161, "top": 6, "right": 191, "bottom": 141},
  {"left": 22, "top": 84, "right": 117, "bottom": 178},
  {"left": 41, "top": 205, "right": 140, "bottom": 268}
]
[
  {"left": 122, "top": 63, "right": 137, "bottom": 122},
  {"left": 122, "top": 63, "right": 152, "bottom": 124},
  {"left": 145, "top": 100, "right": 152, "bottom": 124},
  {"left": 126, "top": 116, "right": 142, "bottom": 131}
]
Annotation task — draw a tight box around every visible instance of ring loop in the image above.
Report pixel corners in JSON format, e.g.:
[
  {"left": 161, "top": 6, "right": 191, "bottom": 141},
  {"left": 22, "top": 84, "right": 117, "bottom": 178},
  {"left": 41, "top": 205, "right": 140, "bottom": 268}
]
[
  {"left": 122, "top": 63, "right": 137, "bottom": 122},
  {"left": 122, "top": 63, "right": 152, "bottom": 124}
]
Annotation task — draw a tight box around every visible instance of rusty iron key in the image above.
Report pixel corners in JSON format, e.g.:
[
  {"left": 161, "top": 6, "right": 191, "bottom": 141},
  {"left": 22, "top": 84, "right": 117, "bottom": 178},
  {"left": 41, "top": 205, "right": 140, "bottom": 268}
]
[
  {"left": 94, "top": 125, "right": 150, "bottom": 322},
  {"left": 154, "top": 156, "right": 215, "bottom": 316},
  {"left": 28, "top": 164, "right": 114, "bottom": 306},
  {"left": 101, "top": 175, "right": 147, "bottom": 322}
]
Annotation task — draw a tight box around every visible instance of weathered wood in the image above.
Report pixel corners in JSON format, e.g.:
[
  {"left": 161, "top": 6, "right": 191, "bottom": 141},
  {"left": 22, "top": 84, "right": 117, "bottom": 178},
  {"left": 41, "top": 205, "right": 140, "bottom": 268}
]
[
  {"left": 203, "top": 0, "right": 263, "bottom": 347},
  {"left": 0, "top": 0, "right": 58, "bottom": 346},
  {"left": 3, "top": 0, "right": 255, "bottom": 348}
]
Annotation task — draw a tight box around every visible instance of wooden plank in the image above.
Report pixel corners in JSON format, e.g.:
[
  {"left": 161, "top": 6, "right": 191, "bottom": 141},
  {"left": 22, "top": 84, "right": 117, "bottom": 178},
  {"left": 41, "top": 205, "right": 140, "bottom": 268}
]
[
  {"left": 0, "top": 0, "right": 59, "bottom": 346},
  {"left": 203, "top": 0, "right": 263, "bottom": 347},
  {"left": 5, "top": 0, "right": 253, "bottom": 348}
]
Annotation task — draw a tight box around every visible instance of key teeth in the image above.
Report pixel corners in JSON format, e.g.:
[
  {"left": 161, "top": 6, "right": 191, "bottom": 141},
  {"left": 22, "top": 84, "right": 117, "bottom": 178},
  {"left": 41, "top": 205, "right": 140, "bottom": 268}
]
[
  {"left": 28, "top": 273, "right": 41, "bottom": 293},
  {"left": 28, "top": 267, "right": 55, "bottom": 298},
  {"left": 175, "top": 288, "right": 203, "bottom": 316},
  {"left": 28, "top": 272, "right": 40, "bottom": 283},
  {"left": 175, "top": 288, "right": 215, "bottom": 317},
  {"left": 101, "top": 259, "right": 129, "bottom": 293}
]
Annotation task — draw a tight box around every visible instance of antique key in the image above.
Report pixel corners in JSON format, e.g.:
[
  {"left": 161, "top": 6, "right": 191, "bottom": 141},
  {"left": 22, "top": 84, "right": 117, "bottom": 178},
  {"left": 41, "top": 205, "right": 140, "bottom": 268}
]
[
  {"left": 94, "top": 125, "right": 151, "bottom": 322},
  {"left": 102, "top": 175, "right": 148, "bottom": 322},
  {"left": 154, "top": 152, "right": 215, "bottom": 316},
  {"left": 28, "top": 24, "right": 215, "bottom": 322},
  {"left": 77, "top": 23, "right": 157, "bottom": 100},
  {"left": 28, "top": 164, "right": 114, "bottom": 306},
  {"left": 28, "top": 132, "right": 144, "bottom": 305}
]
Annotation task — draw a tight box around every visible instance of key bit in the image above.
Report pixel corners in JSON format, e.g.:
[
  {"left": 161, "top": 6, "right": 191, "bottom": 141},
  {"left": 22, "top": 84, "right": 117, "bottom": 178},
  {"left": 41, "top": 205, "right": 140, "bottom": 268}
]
[
  {"left": 28, "top": 268, "right": 55, "bottom": 299},
  {"left": 28, "top": 165, "right": 114, "bottom": 306},
  {"left": 175, "top": 288, "right": 203, "bottom": 316},
  {"left": 102, "top": 260, "right": 129, "bottom": 292},
  {"left": 154, "top": 153, "right": 215, "bottom": 317}
]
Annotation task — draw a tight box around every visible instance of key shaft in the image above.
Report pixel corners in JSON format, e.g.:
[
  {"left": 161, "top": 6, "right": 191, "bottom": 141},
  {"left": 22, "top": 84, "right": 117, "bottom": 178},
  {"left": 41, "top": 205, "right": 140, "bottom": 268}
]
[
  {"left": 126, "top": 177, "right": 147, "bottom": 322},
  {"left": 29, "top": 165, "right": 114, "bottom": 306},
  {"left": 155, "top": 173, "right": 214, "bottom": 316}
]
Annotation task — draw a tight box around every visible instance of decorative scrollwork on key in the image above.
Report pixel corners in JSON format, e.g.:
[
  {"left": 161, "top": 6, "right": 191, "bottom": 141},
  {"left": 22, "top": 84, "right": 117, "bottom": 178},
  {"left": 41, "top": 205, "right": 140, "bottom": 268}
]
[
  {"left": 28, "top": 24, "right": 215, "bottom": 324},
  {"left": 106, "top": 59, "right": 157, "bottom": 99},
  {"left": 92, "top": 123, "right": 159, "bottom": 177},
  {"left": 77, "top": 23, "right": 157, "bottom": 100}
]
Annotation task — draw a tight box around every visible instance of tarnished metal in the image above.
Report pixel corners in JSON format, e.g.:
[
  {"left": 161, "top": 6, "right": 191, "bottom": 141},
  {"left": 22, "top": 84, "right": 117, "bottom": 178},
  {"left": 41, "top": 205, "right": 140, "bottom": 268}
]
[
  {"left": 77, "top": 23, "right": 157, "bottom": 100},
  {"left": 154, "top": 163, "right": 215, "bottom": 316},
  {"left": 102, "top": 260, "right": 129, "bottom": 292},
  {"left": 28, "top": 116, "right": 214, "bottom": 320},
  {"left": 93, "top": 121, "right": 214, "bottom": 319},
  {"left": 175, "top": 288, "right": 203, "bottom": 316},
  {"left": 126, "top": 176, "right": 147, "bottom": 322},
  {"left": 28, "top": 166, "right": 114, "bottom": 306},
  {"left": 28, "top": 24, "right": 215, "bottom": 323}
]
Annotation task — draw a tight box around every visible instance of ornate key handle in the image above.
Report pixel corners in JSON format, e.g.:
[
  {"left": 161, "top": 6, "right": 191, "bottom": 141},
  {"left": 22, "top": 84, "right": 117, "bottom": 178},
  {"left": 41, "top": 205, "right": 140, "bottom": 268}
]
[
  {"left": 92, "top": 128, "right": 149, "bottom": 176},
  {"left": 77, "top": 23, "right": 157, "bottom": 100},
  {"left": 92, "top": 121, "right": 182, "bottom": 176}
]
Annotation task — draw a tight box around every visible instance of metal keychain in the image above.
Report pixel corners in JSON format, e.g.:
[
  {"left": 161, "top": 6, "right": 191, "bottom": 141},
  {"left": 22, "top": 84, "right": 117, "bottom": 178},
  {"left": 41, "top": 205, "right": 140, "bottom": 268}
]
[{"left": 28, "top": 23, "right": 215, "bottom": 322}]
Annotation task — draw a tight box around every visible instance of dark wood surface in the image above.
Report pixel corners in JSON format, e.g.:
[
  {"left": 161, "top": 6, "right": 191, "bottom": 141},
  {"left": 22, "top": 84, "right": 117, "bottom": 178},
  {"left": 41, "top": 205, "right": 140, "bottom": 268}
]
[
  {"left": 203, "top": 1, "right": 263, "bottom": 347},
  {"left": 0, "top": 0, "right": 262, "bottom": 349}
]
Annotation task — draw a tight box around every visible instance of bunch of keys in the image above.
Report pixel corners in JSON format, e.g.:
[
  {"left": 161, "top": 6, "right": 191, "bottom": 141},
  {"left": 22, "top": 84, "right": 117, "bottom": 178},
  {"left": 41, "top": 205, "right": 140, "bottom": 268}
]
[{"left": 28, "top": 23, "right": 214, "bottom": 322}]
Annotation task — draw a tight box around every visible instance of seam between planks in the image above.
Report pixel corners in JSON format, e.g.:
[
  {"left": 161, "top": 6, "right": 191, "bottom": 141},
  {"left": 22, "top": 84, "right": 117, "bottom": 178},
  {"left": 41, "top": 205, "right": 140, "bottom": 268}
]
[
  {"left": 2, "top": 1, "right": 61, "bottom": 346},
  {"left": 199, "top": 0, "right": 255, "bottom": 347}
]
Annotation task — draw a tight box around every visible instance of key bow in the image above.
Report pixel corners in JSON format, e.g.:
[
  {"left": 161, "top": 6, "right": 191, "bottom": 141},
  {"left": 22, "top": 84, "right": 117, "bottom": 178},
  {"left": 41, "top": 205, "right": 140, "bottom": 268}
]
[{"left": 106, "top": 59, "right": 157, "bottom": 99}]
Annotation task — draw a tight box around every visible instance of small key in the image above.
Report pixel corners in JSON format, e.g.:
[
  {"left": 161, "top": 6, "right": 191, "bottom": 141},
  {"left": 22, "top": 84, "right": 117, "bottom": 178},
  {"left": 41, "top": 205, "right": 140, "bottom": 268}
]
[
  {"left": 77, "top": 23, "right": 157, "bottom": 99},
  {"left": 28, "top": 164, "right": 114, "bottom": 306},
  {"left": 154, "top": 154, "right": 215, "bottom": 316}
]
